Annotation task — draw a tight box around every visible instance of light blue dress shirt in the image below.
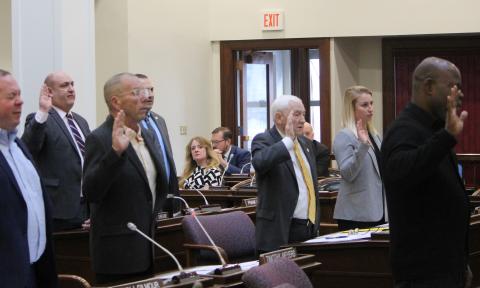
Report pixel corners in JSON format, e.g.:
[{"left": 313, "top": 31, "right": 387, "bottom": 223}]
[{"left": 0, "top": 128, "right": 46, "bottom": 263}]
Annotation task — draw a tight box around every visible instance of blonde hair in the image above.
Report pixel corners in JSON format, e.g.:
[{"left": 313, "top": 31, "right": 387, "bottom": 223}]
[
  {"left": 341, "top": 85, "right": 377, "bottom": 136},
  {"left": 179, "top": 136, "right": 221, "bottom": 187}
]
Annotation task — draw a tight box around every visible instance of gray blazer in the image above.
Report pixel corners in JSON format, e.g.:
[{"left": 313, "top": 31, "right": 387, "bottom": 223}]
[
  {"left": 22, "top": 109, "right": 90, "bottom": 220},
  {"left": 332, "top": 128, "right": 385, "bottom": 222}
]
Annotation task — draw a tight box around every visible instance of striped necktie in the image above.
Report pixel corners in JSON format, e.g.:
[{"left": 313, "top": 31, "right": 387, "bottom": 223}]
[
  {"left": 66, "top": 113, "right": 85, "bottom": 156},
  {"left": 293, "top": 139, "right": 316, "bottom": 223}
]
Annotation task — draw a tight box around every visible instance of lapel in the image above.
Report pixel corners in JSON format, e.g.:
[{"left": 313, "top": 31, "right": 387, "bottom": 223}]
[
  {"left": 270, "top": 127, "right": 296, "bottom": 179},
  {"left": 72, "top": 112, "right": 90, "bottom": 137},
  {"left": 366, "top": 134, "right": 381, "bottom": 177},
  {"left": 50, "top": 109, "right": 79, "bottom": 156},
  {"left": 0, "top": 148, "right": 23, "bottom": 199}
]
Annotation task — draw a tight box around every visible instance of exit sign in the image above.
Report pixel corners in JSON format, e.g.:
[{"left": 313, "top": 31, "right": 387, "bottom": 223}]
[{"left": 262, "top": 11, "right": 284, "bottom": 31}]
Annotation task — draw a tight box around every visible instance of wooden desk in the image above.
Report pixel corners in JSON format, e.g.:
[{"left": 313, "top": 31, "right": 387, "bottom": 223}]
[
  {"left": 54, "top": 206, "right": 256, "bottom": 285},
  {"left": 289, "top": 217, "right": 480, "bottom": 288}
]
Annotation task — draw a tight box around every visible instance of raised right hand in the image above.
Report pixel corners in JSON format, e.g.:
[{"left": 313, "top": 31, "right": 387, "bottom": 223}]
[
  {"left": 285, "top": 110, "right": 296, "bottom": 140},
  {"left": 112, "top": 110, "right": 130, "bottom": 155},
  {"left": 356, "top": 118, "right": 369, "bottom": 144},
  {"left": 39, "top": 84, "right": 52, "bottom": 113}
]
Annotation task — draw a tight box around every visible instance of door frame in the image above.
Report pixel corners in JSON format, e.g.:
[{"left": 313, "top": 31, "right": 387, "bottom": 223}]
[{"left": 220, "top": 38, "right": 331, "bottom": 147}]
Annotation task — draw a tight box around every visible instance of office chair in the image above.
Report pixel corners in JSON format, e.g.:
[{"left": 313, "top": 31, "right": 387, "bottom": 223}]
[
  {"left": 182, "top": 210, "right": 256, "bottom": 266},
  {"left": 241, "top": 257, "right": 313, "bottom": 288}
]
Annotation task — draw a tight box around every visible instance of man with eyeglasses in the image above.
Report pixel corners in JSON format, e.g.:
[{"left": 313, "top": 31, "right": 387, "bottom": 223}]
[
  {"left": 22, "top": 71, "right": 91, "bottom": 232},
  {"left": 83, "top": 73, "right": 169, "bottom": 284},
  {"left": 211, "top": 126, "right": 251, "bottom": 175}
]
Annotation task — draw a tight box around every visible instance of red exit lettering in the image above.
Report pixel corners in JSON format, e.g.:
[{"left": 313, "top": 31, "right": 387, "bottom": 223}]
[{"left": 263, "top": 13, "right": 280, "bottom": 28}]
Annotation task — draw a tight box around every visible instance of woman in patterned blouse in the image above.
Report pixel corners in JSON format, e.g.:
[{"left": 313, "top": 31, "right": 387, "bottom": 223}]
[{"left": 179, "top": 136, "right": 223, "bottom": 189}]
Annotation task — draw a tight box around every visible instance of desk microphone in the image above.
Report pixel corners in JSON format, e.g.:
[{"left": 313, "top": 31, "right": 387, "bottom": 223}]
[
  {"left": 186, "top": 184, "right": 223, "bottom": 213},
  {"left": 218, "top": 156, "right": 233, "bottom": 187},
  {"left": 126, "top": 222, "right": 198, "bottom": 284},
  {"left": 239, "top": 162, "right": 251, "bottom": 174},
  {"left": 170, "top": 195, "right": 241, "bottom": 274}
]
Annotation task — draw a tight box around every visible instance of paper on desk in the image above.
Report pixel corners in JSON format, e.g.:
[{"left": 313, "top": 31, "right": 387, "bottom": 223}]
[{"left": 303, "top": 231, "right": 372, "bottom": 243}]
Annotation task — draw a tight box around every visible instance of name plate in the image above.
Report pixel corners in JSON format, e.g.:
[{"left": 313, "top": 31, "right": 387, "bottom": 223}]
[
  {"left": 259, "top": 247, "right": 297, "bottom": 264},
  {"left": 242, "top": 197, "right": 257, "bottom": 207},
  {"left": 155, "top": 212, "right": 169, "bottom": 222},
  {"left": 109, "top": 278, "right": 163, "bottom": 288}
]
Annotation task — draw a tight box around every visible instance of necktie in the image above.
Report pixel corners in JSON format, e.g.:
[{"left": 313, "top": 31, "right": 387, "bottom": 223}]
[
  {"left": 293, "top": 139, "right": 316, "bottom": 223},
  {"left": 66, "top": 113, "right": 85, "bottom": 157},
  {"left": 143, "top": 118, "right": 170, "bottom": 182}
]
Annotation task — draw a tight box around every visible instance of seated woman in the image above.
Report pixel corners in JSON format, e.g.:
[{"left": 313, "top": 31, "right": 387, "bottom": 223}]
[
  {"left": 180, "top": 136, "right": 223, "bottom": 189},
  {"left": 333, "top": 85, "right": 386, "bottom": 230}
]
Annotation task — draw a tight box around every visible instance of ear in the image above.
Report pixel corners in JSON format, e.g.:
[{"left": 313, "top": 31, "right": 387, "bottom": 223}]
[
  {"left": 111, "top": 95, "right": 121, "bottom": 111},
  {"left": 274, "top": 111, "right": 283, "bottom": 124},
  {"left": 423, "top": 77, "right": 435, "bottom": 96}
]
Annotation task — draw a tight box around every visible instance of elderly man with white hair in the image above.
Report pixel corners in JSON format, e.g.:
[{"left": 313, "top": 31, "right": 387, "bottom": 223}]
[{"left": 251, "top": 95, "right": 320, "bottom": 253}]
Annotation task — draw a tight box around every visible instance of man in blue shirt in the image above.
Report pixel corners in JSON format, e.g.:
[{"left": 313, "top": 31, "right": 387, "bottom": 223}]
[
  {"left": 0, "top": 69, "right": 57, "bottom": 287},
  {"left": 211, "top": 126, "right": 251, "bottom": 175}
]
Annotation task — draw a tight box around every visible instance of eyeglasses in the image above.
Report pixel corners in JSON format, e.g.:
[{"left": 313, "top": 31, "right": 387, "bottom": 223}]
[
  {"left": 211, "top": 139, "right": 225, "bottom": 145},
  {"left": 132, "top": 87, "right": 154, "bottom": 97}
]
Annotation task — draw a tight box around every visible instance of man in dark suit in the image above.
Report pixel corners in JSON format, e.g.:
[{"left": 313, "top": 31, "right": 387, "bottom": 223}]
[
  {"left": 135, "top": 74, "right": 179, "bottom": 216},
  {"left": 22, "top": 71, "right": 90, "bottom": 231},
  {"left": 303, "top": 122, "right": 330, "bottom": 177},
  {"left": 251, "top": 95, "right": 320, "bottom": 253},
  {"left": 83, "top": 72, "right": 170, "bottom": 284},
  {"left": 211, "top": 126, "right": 251, "bottom": 175},
  {"left": 382, "top": 57, "right": 472, "bottom": 287},
  {"left": 0, "top": 69, "right": 58, "bottom": 287}
]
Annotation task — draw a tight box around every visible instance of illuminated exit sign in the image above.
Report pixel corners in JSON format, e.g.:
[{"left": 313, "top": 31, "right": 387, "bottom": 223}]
[{"left": 262, "top": 11, "right": 284, "bottom": 31}]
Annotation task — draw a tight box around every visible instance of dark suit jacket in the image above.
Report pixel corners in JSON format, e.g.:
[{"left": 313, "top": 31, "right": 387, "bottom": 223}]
[
  {"left": 225, "top": 145, "right": 252, "bottom": 175},
  {"left": 0, "top": 138, "right": 58, "bottom": 287},
  {"left": 251, "top": 127, "right": 320, "bottom": 252},
  {"left": 22, "top": 109, "right": 90, "bottom": 220},
  {"left": 83, "top": 116, "right": 168, "bottom": 274},
  {"left": 149, "top": 112, "right": 179, "bottom": 213},
  {"left": 312, "top": 140, "right": 330, "bottom": 177}
]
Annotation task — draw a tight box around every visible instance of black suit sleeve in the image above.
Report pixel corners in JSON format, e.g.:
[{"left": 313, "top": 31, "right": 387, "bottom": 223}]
[
  {"left": 251, "top": 133, "right": 291, "bottom": 176},
  {"left": 21, "top": 113, "right": 47, "bottom": 156},
  {"left": 83, "top": 133, "right": 127, "bottom": 203}
]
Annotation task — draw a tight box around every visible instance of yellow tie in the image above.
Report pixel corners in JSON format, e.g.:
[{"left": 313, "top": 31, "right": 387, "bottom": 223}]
[{"left": 293, "top": 139, "right": 316, "bottom": 223}]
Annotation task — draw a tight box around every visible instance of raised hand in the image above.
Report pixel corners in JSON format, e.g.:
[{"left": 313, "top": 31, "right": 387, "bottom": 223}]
[
  {"left": 112, "top": 110, "right": 130, "bottom": 155},
  {"left": 445, "top": 85, "right": 468, "bottom": 137},
  {"left": 356, "top": 118, "right": 369, "bottom": 144},
  {"left": 39, "top": 84, "right": 52, "bottom": 113},
  {"left": 285, "top": 110, "right": 296, "bottom": 140}
]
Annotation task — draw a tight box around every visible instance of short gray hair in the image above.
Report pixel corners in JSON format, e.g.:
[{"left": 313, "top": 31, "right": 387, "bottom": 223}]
[
  {"left": 103, "top": 72, "right": 136, "bottom": 111},
  {"left": 270, "top": 95, "right": 302, "bottom": 119}
]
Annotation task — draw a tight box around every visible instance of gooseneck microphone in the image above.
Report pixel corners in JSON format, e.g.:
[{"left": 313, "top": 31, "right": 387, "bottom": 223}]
[
  {"left": 187, "top": 182, "right": 209, "bottom": 205},
  {"left": 218, "top": 155, "right": 233, "bottom": 187},
  {"left": 127, "top": 222, "right": 199, "bottom": 284},
  {"left": 127, "top": 222, "right": 184, "bottom": 272},
  {"left": 239, "top": 162, "right": 252, "bottom": 174},
  {"left": 168, "top": 195, "right": 228, "bottom": 267}
]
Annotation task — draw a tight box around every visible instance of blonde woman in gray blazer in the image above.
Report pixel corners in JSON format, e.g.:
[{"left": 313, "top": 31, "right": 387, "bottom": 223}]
[{"left": 333, "top": 86, "right": 387, "bottom": 230}]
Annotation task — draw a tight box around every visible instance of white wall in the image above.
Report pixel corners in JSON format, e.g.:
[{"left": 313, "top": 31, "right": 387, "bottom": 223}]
[
  {"left": 208, "top": 0, "right": 480, "bottom": 40},
  {"left": 96, "top": 0, "right": 215, "bottom": 170},
  {"left": 0, "top": 0, "right": 12, "bottom": 71}
]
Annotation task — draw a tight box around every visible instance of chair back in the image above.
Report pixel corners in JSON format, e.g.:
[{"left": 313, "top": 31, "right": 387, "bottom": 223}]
[
  {"left": 182, "top": 211, "right": 256, "bottom": 262},
  {"left": 241, "top": 257, "right": 313, "bottom": 288}
]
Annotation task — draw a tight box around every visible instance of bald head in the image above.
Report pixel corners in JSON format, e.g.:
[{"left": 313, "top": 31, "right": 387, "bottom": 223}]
[
  {"left": 411, "top": 57, "right": 462, "bottom": 120},
  {"left": 44, "top": 71, "right": 75, "bottom": 112},
  {"left": 303, "top": 122, "right": 314, "bottom": 140}
]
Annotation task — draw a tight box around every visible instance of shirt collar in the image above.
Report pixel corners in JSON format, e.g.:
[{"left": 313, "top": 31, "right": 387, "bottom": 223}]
[
  {"left": 0, "top": 128, "right": 18, "bottom": 146},
  {"left": 125, "top": 125, "right": 143, "bottom": 143},
  {"left": 52, "top": 105, "right": 70, "bottom": 118}
]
